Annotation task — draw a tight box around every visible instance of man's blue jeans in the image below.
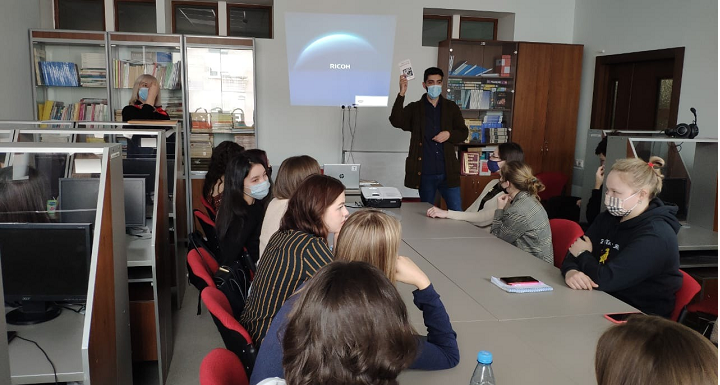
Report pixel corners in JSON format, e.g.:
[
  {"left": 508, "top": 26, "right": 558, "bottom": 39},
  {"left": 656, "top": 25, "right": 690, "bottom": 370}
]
[{"left": 419, "top": 174, "right": 462, "bottom": 211}]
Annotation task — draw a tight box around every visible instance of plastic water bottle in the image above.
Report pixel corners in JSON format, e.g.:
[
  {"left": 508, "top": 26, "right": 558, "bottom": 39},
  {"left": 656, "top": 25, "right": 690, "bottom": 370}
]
[{"left": 469, "top": 350, "right": 495, "bottom": 385}]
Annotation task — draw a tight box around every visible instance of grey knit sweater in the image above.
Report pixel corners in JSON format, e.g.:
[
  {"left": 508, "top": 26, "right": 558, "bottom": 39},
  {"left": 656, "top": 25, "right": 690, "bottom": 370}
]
[{"left": 491, "top": 191, "right": 553, "bottom": 264}]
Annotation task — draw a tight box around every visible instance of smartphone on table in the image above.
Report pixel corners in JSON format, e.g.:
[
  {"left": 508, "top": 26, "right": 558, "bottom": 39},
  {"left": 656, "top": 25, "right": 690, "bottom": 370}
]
[
  {"left": 499, "top": 276, "right": 540, "bottom": 286},
  {"left": 604, "top": 312, "right": 642, "bottom": 324}
]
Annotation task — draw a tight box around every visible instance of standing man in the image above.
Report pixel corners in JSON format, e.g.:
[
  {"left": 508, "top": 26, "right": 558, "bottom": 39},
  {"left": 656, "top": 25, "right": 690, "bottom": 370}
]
[{"left": 389, "top": 67, "right": 468, "bottom": 211}]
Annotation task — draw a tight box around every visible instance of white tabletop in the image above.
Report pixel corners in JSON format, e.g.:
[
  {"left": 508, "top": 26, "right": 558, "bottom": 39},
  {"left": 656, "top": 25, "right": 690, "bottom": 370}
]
[{"left": 394, "top": 203, "right": 635, "bottom": 385}]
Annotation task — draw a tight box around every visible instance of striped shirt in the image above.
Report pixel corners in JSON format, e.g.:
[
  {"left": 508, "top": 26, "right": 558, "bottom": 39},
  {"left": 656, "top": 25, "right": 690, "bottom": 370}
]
[
  {"left": 491, "top": 191, "right": 554, "bottom": 264},
  {"left": 238, "top": 229, "right": 334, "bottom": 344}
]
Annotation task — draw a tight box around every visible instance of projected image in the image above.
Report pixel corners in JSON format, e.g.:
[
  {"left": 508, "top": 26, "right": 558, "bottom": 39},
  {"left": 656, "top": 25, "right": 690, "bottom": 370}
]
[{"left": 285, "top": 13, "right": 397, "bottom": 107}]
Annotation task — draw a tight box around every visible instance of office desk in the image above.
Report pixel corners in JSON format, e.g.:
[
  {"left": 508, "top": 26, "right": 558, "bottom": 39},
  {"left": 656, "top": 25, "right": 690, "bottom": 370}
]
[
  {"left": 404, "top": 237, "right": 636, "bottom": 320},
  {"left": 399, "top": 315, "right": 614, "bottom": 385},
  {"left": 7, "top": 310, "right": 85, "bottom": 384},
  {"left": 393, "top": 203, "right": 635, "bottom": 385}
]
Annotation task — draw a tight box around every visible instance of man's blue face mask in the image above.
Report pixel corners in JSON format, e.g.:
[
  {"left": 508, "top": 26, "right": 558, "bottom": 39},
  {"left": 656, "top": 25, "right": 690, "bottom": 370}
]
[{"left": 426, "top": 85, "right": 442, "bottom": 99}]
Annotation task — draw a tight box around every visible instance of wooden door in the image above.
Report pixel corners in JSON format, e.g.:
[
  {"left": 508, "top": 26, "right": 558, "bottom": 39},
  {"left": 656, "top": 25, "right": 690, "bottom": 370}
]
[
  {"left": 512, "top": 43, "right": 552, "bottom": 173},
  {"left": 543, "top": 44, "right": 583, "bottom": 182}
]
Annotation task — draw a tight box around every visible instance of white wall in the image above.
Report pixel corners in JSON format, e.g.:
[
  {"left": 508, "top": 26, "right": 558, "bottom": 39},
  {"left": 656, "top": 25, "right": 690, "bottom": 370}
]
[
  {"left": 0, "top": 0, "right": 53, "bottom": 120},
  {"left": 571, "top": 0, "right": 718, "bottom": 189},
  {"left": 256, "top": 0, "right": 576, "bottom": 166}
]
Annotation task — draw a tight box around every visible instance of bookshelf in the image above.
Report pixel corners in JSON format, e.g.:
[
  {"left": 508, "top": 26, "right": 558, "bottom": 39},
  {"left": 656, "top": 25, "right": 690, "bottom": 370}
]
[
  {"left": 437, "top": 39, "right": 583, "bottom": 210},
  {"left": 108, "top": 33, "right": 185, "bottom": 122},
  {"left": 182, "top": 36, "right": 257, "bottom": 231},
  {"left": 183, "top": 35, "right": 257, "bottom": 175},
  {"left": 30, "top": 30, "right": 111, "bottom": 121}
]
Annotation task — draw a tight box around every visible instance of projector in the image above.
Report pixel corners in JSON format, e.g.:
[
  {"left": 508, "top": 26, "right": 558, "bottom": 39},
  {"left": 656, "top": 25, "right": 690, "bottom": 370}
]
[{"left": 361, "top": 187, "right": 402, "bottom": 208}]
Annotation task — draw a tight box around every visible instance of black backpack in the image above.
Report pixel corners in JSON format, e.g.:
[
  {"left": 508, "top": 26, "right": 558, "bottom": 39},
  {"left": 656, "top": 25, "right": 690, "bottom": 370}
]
[{"left": 213, "top": 249, "right": 256, "bottom": 318}]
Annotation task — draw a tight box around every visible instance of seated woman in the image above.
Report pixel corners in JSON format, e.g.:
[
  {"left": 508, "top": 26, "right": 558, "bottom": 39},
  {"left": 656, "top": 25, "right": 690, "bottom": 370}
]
[
  {"left": 244, "top": 148, "right": 272, "bottom": 180},
  {"left": 0, "top": 166, "right": 51, "bottom": 223},
  {"left": 561, "top": 157, "right": 682, "bottom": 318},
  {"left": 490, "top": 161, "right": 553, "bottom": 264},
  {"left": 251, "top": 209, "right": 459, "bottom": 384},
  {"left": 256, "top": 261, "right": 421, "bottom": 385},
  {"left": 121, "top": 74, "right": 170, "bottom": 121},
  {"left": 258, "top": 155, "right": 321, "bottom": 259},
  {"left": 203, "top": 141, "right": 245, "bottom": 213},
  {"left": 595, "top": 315, "right": 717, "bottom": 385},
  {"left": 426, "top": 142, "right": 524, "bottom": 229},
  {"left": 239, "top": 174, "right": 348, "bottom": 344},
  {"left": 216, "top": 154, "right": 269, "bottom": 266}
]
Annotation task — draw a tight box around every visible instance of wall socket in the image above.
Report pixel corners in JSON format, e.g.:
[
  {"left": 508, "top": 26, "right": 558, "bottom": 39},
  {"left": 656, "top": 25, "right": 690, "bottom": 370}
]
[{"left": 574, "top": 159, "right": 584, "bottom": 168}]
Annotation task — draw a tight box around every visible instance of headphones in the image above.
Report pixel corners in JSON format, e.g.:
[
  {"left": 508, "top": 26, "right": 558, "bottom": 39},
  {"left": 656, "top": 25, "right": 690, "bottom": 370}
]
[{"left": 665, "top": 108, "right": 699, "bottom": 139}]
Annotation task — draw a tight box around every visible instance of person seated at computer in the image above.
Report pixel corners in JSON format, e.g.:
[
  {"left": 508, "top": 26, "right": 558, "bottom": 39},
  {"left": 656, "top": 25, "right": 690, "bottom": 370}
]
[
  {"left": 255, "top": 261, "right": 423, "bottom": 385},
  {"left": 251, "top": 209, "right": 459, "bottom": 384},
  {"left": 0, "top": 166, "right": 51, "bottom": 223},
  {"left": 561, "top": 156, "right": 682, "bottom": 318},
  {"left": 239, "top": 174, "right": 348, "bottom": 345},
  {"left": 121, "top": 74, "right": 171, "bottom": 122},
  {"left": 203, "top": 141, "right": 245, "bottom": 213},
  {"left": 491, "top": 161, "right": 553, "bottom": 264},
  {"left": 595, "top": 315, "right": 718, "bottom": 385},
  {"left": 216, "top": 154, "right": 268, "bottom": 266},
  {"left": 259, "top": 155, "right": 321, "bottom": 259},
  {"left": 426, "top": 142, "right": 524, "bottom": 229}
]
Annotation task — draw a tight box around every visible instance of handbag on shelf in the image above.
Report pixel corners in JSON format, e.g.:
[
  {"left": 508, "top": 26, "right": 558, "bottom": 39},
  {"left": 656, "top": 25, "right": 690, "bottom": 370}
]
[{"left": 191, "top": 108, "right": 212, "bottom": 130}]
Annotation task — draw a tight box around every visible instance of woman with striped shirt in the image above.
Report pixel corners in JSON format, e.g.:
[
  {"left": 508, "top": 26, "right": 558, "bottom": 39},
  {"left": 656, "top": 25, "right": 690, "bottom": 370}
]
[{"left": 238, "top": 174, "right": 348, "bottom": 345}]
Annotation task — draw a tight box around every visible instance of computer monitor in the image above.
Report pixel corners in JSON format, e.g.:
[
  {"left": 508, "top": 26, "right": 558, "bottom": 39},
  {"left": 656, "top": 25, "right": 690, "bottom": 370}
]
[
  {"left": 58, "top": 177, "right": 146, "bottom": 227},
  {"left": 34, "top": 154, "right": 68, "bottom": 200},
  {"left": 122, "top": 158, "right": 156, "bottom": 196},
  {"left": 0, "top": 223, "right": 92, "bottom": 325}
]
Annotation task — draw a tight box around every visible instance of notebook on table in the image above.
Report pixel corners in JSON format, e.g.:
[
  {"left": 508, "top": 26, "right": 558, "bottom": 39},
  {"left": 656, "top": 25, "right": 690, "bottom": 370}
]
[{"left": 490, "top": 276, "right": 554, "bottom": 293}]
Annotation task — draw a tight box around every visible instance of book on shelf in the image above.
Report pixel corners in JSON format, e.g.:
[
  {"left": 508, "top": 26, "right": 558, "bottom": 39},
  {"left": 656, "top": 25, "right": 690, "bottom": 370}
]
[
  {"left": 234, "top": 134, "right": 256, "bottom": 150},
  {"left": 39, "top": 62, "right": 80, "bottom": 87},
  {"left": 38, "top": 99, "right": 108, "bottom": 121},
  {"left": 495, "top": 55, "right": 512, "bottom": 77},
  {"left": 113, "top": 59, "right": 182, "bottom": 89},
  {"left": 450, "top": 60, "right": 492, "bottom": 77},
  {"left": 33, "top": 46, "right": 46, "bottom": 85},
  {"left": 448, "top": 81, "right": 510, "bottom": 110},
  {"left": 461, "top": 152, "right": 480, "bottom": 176}
]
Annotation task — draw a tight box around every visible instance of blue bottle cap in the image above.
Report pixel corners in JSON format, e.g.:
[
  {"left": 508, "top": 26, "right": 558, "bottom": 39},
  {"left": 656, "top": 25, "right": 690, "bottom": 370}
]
[{"left": 477, "top": 350, "right": 493, "bottom": 364}]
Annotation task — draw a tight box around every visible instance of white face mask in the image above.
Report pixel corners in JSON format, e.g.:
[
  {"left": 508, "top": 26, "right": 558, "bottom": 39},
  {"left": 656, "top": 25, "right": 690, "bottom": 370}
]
[{"left": 605, "top": 191, "right": 640, "bottom": 217}]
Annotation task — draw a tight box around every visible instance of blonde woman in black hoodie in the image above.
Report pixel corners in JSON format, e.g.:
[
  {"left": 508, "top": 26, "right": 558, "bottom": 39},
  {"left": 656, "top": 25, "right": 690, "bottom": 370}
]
[{"left": 561, "top": 156, "right": 682, "bottom": 318}]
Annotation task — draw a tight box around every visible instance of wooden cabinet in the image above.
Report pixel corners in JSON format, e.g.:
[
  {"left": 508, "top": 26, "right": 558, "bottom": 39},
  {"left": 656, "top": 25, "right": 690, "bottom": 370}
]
[
  {"left": 438, "top": 40, "right": 583, "bottom": 207},
  {"left": 513, "top": 42, "right": 583, "bottom": 190}
]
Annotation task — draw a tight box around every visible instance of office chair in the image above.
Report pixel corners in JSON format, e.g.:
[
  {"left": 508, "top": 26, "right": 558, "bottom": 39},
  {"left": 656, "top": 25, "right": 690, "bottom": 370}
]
[
  {"left": 202, "top": 286, "right": 257, "bottom": 376},
  {"left": 536, "top": 172, "right": 568, "bottom": 201},
  {"left": 200, "top": 348, "right": 249, "bottom": 385},
  {"left": 187, "top": 245, "right": 219, "bottom": 315},
  {"left": 201, "top": 195, "right": 217, "bottom": 222},
  {"left": 672, "top": 270, "right": 701, "bottom": 322},
  {"left": 194, "top": 209, "right": 222, "bottom": 257},
  {"left": 549, "top": 219, "right": 584, "bottom": 268}
]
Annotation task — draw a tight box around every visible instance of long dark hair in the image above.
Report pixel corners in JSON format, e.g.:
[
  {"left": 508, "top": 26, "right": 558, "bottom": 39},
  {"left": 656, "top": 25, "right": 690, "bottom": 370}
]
[
  {"left": 283, "top": 261, "right": 418, "bottom": 385},
  {"left": 215, "top": 154, "right": 263, "bottom": 240},
  {"left": 202, "top": 141, "right": 244, "bottom": 200},
  {"left": 279, "top": 174, "right": 345, "bottom": 240},
  {"left": 0, "top": 166, "right": 51, "bottom": 223}
]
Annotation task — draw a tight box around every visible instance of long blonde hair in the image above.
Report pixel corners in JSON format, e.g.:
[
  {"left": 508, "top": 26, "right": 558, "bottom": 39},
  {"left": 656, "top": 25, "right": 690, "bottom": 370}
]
[
  {"left": 596, "top": 314, "right": 718, "bottom": 385},
  {"left": 334, "top": 209, "right": 401, "bottom": 283},
  {"left": 129, "top": 74, "right": 162, "bottom": 107},
  {"left": 500, "top": 161, "right": 545, "bottom": 200},
  {"left": 611, "top": 156, "right": 665, "bottom": 198}
]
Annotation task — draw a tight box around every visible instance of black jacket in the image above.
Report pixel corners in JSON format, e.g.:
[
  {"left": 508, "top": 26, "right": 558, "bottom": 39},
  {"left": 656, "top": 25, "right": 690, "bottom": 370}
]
[
  {"left": 389, "top": 94, "right": 468, "bottom": 189},
  {"left": 122, "top": 102, "right": 170, "bottom": 122},
  {"left": 218, "top": 202, "right": 265, "bottom": 266},
  {"left": 561, "top": 198, "right": 682, "bottom": 318}
]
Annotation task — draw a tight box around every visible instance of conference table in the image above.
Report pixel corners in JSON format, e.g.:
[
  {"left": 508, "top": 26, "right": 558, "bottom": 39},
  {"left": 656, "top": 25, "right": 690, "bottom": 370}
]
[{"left": 380, "top": 203, "right": 637, "bottom": 385}]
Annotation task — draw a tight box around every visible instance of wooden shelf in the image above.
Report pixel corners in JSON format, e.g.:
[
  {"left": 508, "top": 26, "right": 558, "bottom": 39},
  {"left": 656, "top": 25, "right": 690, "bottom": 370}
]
[
  {"left": 455, "top": 142, "right": 508, "bottom": 147},
  {"left": 449, "top": 75, "right": 514, "bottom": 80}
]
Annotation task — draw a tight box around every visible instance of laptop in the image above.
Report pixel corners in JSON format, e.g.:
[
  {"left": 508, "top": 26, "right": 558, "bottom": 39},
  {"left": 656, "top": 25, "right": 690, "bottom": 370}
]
[{"left": 323, "top": 164, "right": 361, "bottom": 193}]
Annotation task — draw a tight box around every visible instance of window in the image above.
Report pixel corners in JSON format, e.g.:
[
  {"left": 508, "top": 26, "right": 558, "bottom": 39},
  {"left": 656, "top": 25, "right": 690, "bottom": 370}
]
[
  {"left": 55, "top": 0, "right": 105, "bottom": 31},
  {"left": 228, "top": 4, "right": 272, "bottom": 39},
  {"left": 422, "top": 15, "right": 451, "bottom": 47},
  {"left": 172, "top": 1, "right": 218, "bottom": 35},
  {"left": 115, "top": 0, "right": 156, "bottom": 33},
  {"left": 459, "top": 17, "right": 497, "bottom": 40}
]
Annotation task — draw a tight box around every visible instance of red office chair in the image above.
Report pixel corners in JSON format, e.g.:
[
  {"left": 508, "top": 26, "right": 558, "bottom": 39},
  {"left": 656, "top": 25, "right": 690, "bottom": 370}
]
[
  {"left": 671, "top": 270, "right": 701, "bottom": 322},
  {"left": 194, "top": 209, "right": 221, "bottom": 256},
  {"left": 187, "top": 244, "right": 219, "bottom": 315},
  {"left": 549, "top": 219, "right": 585, "bottom": 268},
  {"left": 200, "top": 348, "right": 248, "bottom": 385},
  {"left": 201, "top": 195, "right": 217, "bottom": 222},
  {"left": 536, "top": 172, "right": 569, "bottom": 201},
  {"left": 202, "top": 286, "right": 257, "bottom": 376}
]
